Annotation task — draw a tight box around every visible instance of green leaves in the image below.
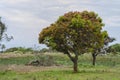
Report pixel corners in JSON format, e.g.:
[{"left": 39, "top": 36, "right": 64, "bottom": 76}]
[
  {"left": 71, "top": 17, "right": 85, "bottom": 28},
  {"left": 44, "top": 37, "right": 57, "bottom": 48},
  {"left": 102, "top": 31, "right": 108, "bottom": 39},
  {"left": 39, "top": 11, "right": 108, "bottom": 55}
]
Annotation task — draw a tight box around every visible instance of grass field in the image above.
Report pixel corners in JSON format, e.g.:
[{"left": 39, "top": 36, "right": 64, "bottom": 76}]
[{"left": 0, "top": 53, "right": 120, "bottom": 80}]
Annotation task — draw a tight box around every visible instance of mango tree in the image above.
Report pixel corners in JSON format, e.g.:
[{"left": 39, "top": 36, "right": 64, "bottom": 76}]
[{"left": 39, "top": 11, "right": 108, "bottom": 72}]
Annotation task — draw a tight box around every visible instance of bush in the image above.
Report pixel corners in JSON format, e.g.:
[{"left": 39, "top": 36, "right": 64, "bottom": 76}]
[
  {"left": 108, "top": 43, "right": 120, "bottom": 55},
  {"left": 27, "top": 54, "right": 58, "bottom": 66}
]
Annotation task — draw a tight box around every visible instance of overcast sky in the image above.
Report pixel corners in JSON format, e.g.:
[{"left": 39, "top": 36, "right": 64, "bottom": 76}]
[{"left": 0, "top": 0, "right": 120, "bottom": 49}]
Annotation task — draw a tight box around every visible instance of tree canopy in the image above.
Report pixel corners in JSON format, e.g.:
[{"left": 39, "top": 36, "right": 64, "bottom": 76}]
[
  {"left": 0, "top": 17, "right": 13, "bottom": 52},
  {"left": 39, "top": 11, "right": 108, "bottom": 72},
  {"left": 0, "top": 17, "right": 6, "bottom": 41}
]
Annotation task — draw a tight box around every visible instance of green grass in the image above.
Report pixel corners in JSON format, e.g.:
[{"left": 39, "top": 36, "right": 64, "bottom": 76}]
[
  {"left": 0, "top": 67, "right": 120, "bottom": 80},
  {"left": 0, "top": 53, "right": 120, "bottom": 80},
  {"left": 0, "top": 56, "right": 34, "bottom": 65},
  {"left": 0, "top": 53, "right": 120, "bottom": 67}
]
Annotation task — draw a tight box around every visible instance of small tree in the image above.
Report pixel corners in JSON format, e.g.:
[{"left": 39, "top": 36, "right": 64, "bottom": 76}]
[
  {"left": 0, "top": 17, "right": 6, "bottom": 41},
  {"left": 1, "top": 44, "right": 6, "bottom": 52},
  {"left": 0, "top": 17, "right": 13, "bottom": 52},
  {"left": 39, "top": 11, "right": 108, "bottom": 72},
  {"left": 92, "top": 37, "right": 115, "bottom": 66}
]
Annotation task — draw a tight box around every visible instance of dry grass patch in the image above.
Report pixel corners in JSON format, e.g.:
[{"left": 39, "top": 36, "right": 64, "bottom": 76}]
[
  {"left": 0, "top": 53, "right": 34, "bottom": 58},
  {"left": 0, "top": 64, "right": 70, "bottom": 73}
]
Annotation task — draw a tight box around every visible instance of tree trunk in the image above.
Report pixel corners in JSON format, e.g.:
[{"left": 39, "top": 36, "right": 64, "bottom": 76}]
[
  {"left": 67, "top": 53, "right": 78, "bottom": 72},
  {"left": 73, "top": 57, "right": 78, "bottom": 72},
  {"left": 92, "top": 53, "right": 96, "bottom": 66}
]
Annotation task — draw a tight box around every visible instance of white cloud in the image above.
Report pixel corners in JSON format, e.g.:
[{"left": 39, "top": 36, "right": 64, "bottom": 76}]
[
  {"left": 56, "top": 0, "right": 76, "bottom": 4},
  {"left": 104, "top": 16, "right": 120, "bottom": 27},
  {"left": 66, "top": 5, "right": 94, "bottom": 12},
  {"left": 8, "top": 11, "right": 49, "bottom": 27},
  {"left": 0, "top": 0, "right": 30, "bottom": 4},
  {"left": 0, "top": 7, "right": 49, "bottom": 28}
]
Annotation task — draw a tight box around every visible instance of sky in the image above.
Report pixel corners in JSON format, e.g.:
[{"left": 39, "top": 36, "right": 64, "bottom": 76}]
[{"left": 0, "top": 0, "right": 120, "bottom": 49}]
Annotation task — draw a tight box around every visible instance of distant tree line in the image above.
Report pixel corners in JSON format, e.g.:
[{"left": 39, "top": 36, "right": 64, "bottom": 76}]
[
  {"left": 4, "top": 47, "right": 33, "bottom": 53},
  {"left": 3, "top": 47, "right": 56, "bottom": 54}
]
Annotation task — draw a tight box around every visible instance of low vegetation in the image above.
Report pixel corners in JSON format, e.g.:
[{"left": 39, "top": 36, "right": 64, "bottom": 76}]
[
  {"left": 0, "top": 52, "right": 120, "bottom": 80},
  {"left": 4, "top": 47, "right": 34, "bottom": 54}
]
